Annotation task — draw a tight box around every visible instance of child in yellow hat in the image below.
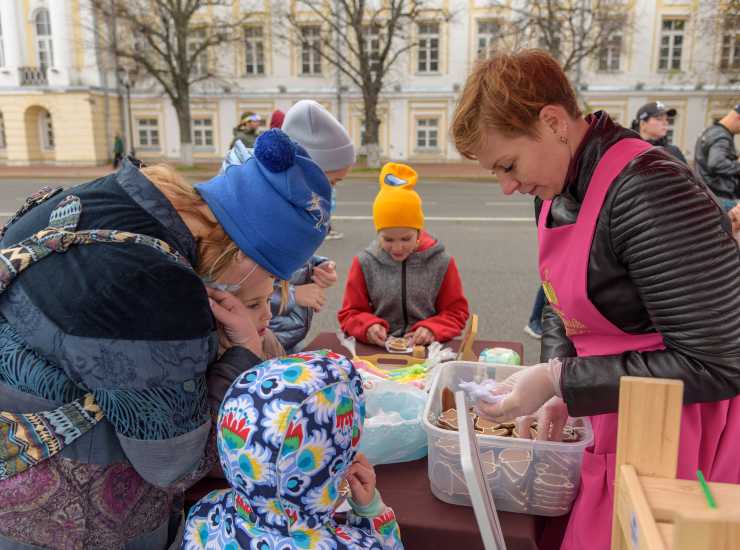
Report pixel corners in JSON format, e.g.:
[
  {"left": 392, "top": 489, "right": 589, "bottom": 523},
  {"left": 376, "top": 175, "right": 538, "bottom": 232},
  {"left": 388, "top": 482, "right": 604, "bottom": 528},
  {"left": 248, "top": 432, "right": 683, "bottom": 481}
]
[{"left": 338, "top": 162, "right": 469, "bottom": 347}]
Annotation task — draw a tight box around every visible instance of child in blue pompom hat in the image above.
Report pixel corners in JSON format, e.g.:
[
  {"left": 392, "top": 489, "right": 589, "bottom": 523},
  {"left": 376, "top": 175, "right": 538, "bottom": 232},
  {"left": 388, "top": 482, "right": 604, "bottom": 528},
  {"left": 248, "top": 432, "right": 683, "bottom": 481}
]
[
  {"left": 197, "top": 129, "right": 332, "bottom": 281},
  {"left": 182, "top": 351, "right": 404, "bottom": 550}
]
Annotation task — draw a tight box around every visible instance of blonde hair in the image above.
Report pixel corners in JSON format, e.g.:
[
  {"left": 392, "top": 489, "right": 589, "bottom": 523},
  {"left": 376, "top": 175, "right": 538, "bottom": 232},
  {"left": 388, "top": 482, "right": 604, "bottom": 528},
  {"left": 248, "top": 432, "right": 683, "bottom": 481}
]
[
  {"left": 142, "top": 164, "right": 240, "bottom": 278},
  {"left": 452, "top": 49, "right": 581, "bottom": 160}
]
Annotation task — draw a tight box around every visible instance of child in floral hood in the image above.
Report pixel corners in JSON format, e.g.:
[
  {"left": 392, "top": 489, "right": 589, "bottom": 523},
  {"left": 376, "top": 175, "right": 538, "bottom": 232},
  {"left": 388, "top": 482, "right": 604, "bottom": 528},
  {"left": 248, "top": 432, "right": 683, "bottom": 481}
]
[{"left": 182, "top": 351, "right": 404, "bottom": 550}]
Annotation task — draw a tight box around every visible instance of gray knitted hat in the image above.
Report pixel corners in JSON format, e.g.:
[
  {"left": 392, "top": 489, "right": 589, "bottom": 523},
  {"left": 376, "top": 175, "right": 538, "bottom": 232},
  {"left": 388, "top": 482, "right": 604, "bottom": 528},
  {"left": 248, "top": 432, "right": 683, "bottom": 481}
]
[{"left": 282, "top": 100, "right": 356, "bottom": 172}]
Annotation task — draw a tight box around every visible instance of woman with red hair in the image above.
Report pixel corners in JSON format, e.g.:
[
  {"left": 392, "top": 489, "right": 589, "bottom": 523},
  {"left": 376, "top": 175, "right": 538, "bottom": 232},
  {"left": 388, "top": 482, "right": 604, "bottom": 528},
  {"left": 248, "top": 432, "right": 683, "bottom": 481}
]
[{"left": 452, "top": 50, "right": 740, "bottom": 549}]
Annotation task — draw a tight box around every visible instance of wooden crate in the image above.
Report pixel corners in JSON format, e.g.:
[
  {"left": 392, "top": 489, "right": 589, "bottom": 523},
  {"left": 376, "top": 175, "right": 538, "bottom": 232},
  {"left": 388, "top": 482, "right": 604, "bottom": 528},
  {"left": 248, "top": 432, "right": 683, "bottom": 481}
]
[{"left": 611, "top": 377, "right": 740, "bottom": 550}]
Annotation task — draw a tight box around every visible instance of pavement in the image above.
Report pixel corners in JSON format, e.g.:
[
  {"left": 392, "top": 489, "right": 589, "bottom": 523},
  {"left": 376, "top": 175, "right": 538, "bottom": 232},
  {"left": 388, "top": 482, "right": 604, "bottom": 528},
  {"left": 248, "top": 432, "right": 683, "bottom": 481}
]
[
  {"left": 0, "top": 174, "right": 543, "bottom": 364},
  {"left": 0, "top": 160, "right": 494, "bottom": 182}
]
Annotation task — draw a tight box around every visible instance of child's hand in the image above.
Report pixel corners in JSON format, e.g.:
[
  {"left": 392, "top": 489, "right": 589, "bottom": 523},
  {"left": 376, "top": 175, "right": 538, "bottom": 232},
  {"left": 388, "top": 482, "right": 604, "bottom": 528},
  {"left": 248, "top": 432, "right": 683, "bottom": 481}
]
[
  {"left": 346, "top": 453, "right": 376, "bottom": 507},
  {"left": 405, "top": 326, "right": 435, "bottom": 346},
  {"left": 366, "top": 324, "right": 388, "bottom": 346},
  {"left": 295, "top": 283, "right": 327, "bottom": 312},
  {"left": 207, "top": 287, "right": 262, "bottom": 356},
  {"left": 312, "top": 261, "right": 338, "bottom": 289}
]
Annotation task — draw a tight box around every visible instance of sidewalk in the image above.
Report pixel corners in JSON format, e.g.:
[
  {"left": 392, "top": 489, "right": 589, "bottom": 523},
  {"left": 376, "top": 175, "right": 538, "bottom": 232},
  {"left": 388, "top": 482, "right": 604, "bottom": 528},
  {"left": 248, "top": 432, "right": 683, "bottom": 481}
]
[{"left": 0, "top": 161, "right": 493, "bottom": 182}]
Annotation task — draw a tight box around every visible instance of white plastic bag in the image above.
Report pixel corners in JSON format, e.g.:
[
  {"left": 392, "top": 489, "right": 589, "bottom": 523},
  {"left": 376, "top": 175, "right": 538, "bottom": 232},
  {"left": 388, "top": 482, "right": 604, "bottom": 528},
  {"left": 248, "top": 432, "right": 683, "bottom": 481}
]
[{"left": 358, "top": 379, "right": 428, "bottom": 465}]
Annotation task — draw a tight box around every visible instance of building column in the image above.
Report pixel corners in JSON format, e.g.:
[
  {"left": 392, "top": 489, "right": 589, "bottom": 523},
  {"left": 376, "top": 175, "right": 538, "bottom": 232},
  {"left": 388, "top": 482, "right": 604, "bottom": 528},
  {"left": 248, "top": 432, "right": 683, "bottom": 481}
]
[
  {"left": 0, "top": 0, "right": 23, "bottom": 87},
  {"left": 48, "top": 0, "right": 71, "bottom": 86}
]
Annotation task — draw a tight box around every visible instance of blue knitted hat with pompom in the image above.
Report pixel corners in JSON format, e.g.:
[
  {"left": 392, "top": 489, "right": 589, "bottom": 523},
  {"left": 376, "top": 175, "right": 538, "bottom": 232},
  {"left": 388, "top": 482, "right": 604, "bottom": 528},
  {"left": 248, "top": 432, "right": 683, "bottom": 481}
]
[{"left": 195, "top": 129, "right": 331, "bottom": 280}]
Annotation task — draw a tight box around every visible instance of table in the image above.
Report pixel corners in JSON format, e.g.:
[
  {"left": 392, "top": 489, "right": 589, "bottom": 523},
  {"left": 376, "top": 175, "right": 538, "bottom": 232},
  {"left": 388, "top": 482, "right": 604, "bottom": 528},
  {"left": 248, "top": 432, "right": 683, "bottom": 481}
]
[
  {"left": 304, "top": 332, "right": 525, "bottom": 365},
  {"left": 185, "top": 458, "right": 540, "bottom": 550}
]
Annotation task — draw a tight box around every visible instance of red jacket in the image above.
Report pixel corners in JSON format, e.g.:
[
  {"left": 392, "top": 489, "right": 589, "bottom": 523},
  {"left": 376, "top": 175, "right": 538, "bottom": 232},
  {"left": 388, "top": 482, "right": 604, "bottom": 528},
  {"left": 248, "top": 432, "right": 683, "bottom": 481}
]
[{"left": 338, "top": 231, "right": 469, "bottom": 344}]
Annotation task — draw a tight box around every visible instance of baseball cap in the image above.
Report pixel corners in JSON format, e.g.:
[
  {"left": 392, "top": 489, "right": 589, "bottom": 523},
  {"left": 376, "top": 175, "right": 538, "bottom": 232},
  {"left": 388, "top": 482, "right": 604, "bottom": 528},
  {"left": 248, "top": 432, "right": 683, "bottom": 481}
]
[
  {"left": 734, "top": 104, "right": 740, "bottom": 114},
  {"left": 635, "top": 101, "right": 676, "bottom": 122}
]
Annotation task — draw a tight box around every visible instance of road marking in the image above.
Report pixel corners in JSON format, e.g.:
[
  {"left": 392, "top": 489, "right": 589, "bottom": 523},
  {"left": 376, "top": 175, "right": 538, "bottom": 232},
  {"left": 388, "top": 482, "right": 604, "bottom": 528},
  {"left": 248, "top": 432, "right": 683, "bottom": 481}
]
[
  {"left": 336, "top": 201, "right": 438, "bottom": 206},
  {"left": 484, "top": 201, "right": 532, "bottom": 206},
  {"left": 332, "top": 215, "right": 531, "bottom": 222},
  {"left": 0, "top": 212, "right": 15, "bottom": 217}
]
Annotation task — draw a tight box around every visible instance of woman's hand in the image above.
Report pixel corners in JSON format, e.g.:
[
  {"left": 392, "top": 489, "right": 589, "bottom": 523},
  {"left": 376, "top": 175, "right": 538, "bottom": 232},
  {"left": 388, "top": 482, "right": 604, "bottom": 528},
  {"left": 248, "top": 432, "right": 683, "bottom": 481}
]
[
  {"left": 729, "top": 204, "right": 740, "bottom": 235},
  {"left": 207, "top": 287, "right": 262, "bottom": 356},
  {"left": 366, "top": 324, "right": 388, "bottom": 346},
  {"left": 405, "top": 326, "right": 435, "bottom": 346},
  {"left": 346, "top": 453, "right": 376, "bottom": 507},
  {"left": 515, "top": 397, "right": 570, "bottom": 441},
  {"left": 476, "top": 360, "right": 563, "bottom": 423},
  {"left": 312, "top": 261, "right": 338, "bottom": 289},
  {"left": 295, "top": 283, "right": 327, "bottom": 312}
]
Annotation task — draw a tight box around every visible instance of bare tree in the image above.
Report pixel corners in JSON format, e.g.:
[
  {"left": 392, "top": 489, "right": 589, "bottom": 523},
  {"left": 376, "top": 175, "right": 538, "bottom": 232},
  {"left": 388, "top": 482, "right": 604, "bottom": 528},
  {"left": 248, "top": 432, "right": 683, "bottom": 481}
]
[
  {"left": 694, "top": 0, "right": 740, "bottom": 83},
  {"left": 89, "top": 0, "right": 255, "bottom": 164},
  {"left": 277, "top": 1, "right": 448, "bottom": 167},
  {"left": 485, "top": 0, "right": 631, "bottom": 86}
]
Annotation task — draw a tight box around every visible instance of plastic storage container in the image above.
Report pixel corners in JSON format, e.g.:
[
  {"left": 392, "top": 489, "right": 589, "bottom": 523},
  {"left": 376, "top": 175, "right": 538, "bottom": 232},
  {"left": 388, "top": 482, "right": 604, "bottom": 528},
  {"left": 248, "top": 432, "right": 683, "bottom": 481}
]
[{"left": 422, "top": 361, "right": 593, "bottom": 516}]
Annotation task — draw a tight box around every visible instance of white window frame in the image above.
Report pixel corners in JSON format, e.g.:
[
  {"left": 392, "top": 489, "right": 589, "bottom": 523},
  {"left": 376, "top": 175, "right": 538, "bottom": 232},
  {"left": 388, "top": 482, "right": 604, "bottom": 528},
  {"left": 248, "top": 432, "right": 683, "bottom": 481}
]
[
  {"left": 0, "top": 111, "right": 6, "bottom": 150},
  {"left": 136, "top": 118, "right": 160, "bottom": 149},
  {"left": 417, "top": 22, "right": 440, "bottom": 74},
  {"left": 476, "top": 20, "right": 499, "bottom": 59},
  {"left": 188, "top": 28, "right": 208, "bottom": 78},
  {"left": 34, "top": 9, "right": 54, "bottom": 73},
  {"left": 597, "top": 31, "right": 622, "bottom": 72},
  {"left": 244, "top": 26, "right": 265, "bottom": 75},
  {"left": 658, "top": 18, "right": 685, "bottom": 71},
  {"left": 362, "top": 24, "right": 381, "bottom": 74},
  {"left": 300, "top": 25, "right": 322, "bottom": 75},
  {"left": 38, "top": 110, "right": 54, "bottom": 151},
  {"left": 415, "top": 118, "right": 440, "bottom": 151},
  {"left": 721, "top": 17, "right": 740, "bottom": 71},
  {"left": 192, "top": 117, "right": 214, "bottom": 150}
]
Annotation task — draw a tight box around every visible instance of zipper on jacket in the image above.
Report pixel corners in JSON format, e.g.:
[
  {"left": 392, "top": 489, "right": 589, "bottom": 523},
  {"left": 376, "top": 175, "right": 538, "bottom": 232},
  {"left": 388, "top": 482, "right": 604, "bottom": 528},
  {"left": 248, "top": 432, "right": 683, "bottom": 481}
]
[{"left": 401, "top": 259, "right": 409, "bottom": 333}]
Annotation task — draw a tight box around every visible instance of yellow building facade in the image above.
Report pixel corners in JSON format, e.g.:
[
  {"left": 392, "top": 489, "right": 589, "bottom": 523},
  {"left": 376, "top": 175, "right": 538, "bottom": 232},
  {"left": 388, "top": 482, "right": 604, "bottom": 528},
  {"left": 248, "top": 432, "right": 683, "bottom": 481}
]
[{"left": 0, "top": 0, "right": 738, "bottom": 166}]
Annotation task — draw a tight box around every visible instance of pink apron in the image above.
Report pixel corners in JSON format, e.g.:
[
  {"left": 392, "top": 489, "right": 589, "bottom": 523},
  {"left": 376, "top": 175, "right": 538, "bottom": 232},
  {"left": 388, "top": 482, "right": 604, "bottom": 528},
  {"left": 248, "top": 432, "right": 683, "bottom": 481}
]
[{"left": 537, "top": 138, "right": 740, "bottom": 550}]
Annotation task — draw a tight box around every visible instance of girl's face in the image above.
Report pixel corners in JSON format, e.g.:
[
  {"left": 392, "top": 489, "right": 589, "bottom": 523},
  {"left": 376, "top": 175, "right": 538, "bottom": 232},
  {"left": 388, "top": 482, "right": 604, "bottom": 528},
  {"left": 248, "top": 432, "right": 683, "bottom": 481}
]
[
  {"left": 474, "top": 120, "right": 572, "bottom": 200},
  {"left": 234, "top": 275, "right": 275, "bottom": 339},
  {"left": 378, "top": 227, "right": 420, "bottom": 262},
  {"left": 325, "top": 165, "right": 351, "bottom": 186},
  {"left": 640, "top": 114, "right": 668, "bottom": 140}
]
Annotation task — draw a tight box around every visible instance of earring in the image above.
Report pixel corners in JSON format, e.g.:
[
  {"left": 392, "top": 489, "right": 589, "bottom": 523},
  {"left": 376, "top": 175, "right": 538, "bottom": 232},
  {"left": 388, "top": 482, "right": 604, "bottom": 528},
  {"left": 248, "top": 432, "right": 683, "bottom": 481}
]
[{"left": 559, "top": 135, "right": 568, "bottom": 145}]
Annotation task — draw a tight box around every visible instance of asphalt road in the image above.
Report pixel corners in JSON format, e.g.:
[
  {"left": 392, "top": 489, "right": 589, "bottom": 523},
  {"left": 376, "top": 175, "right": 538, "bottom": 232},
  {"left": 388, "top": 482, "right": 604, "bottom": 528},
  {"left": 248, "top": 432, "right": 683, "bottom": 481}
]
[{"left": 0, "top": 176, "right": 543, "bottom": 363}]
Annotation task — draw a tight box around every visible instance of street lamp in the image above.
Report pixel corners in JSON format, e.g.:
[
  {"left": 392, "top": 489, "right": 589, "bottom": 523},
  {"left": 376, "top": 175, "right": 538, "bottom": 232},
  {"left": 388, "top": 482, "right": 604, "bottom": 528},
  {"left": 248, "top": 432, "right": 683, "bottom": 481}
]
[{"left": 117, "top": 68, "right": 135, "bottom": 157}]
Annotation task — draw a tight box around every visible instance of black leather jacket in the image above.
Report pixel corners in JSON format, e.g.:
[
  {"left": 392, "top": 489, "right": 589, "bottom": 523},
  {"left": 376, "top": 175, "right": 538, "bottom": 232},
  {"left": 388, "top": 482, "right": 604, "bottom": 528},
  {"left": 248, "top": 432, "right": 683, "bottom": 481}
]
[
  {"left": 539, "top": 112, "right": 740, "bottom": 417},
  {"left": 694, "top": 122, "right": 740, "bottom": 199}
]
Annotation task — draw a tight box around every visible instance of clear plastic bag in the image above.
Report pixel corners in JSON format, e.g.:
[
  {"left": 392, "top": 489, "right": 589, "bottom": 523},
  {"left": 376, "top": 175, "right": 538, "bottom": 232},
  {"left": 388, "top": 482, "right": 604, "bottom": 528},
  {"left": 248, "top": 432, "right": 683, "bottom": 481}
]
[{"left": 358, "top": 379, "right": 428, "bottom": 465}]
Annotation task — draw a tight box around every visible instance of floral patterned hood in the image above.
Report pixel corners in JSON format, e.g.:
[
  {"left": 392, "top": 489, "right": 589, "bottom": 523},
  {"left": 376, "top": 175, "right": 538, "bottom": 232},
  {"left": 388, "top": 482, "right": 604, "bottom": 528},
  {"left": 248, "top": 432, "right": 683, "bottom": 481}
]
[{"left": 188, "top": 350, "right": 367, "bottom": 547}]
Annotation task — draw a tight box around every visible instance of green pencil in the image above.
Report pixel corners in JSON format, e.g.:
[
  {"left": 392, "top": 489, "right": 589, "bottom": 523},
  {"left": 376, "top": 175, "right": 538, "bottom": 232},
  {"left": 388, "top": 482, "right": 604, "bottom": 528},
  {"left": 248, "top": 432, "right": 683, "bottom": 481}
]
[{"left": 696, "top": 470, "right": 717, "bottom": 509}]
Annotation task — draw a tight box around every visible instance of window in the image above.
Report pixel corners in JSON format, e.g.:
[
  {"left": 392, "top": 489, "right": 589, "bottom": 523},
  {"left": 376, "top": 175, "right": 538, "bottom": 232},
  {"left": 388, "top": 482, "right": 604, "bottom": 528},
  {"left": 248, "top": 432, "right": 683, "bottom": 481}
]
[
  {"left": 39, "top": 110, "right": 54, "bottom": 150},
  {"left": 0, "top": 112, "right": 6, "bottom": 150},
  {"left": 136, "top": 118, "right": 160, "bottom": 148},
  {"left": 416, "top": 118, "right": 439, "bottom": 150},
  {"left": 192, "top": 117, "right": 214, "bottom": 149},
  {"left": 0, "top": 16, "right": 5, "bottom": 67},
  {"left": 721, "top": 17, "right": 740, "bottom": 71},
  {"left": 244, "top": 26, "right": 265, "bottom": 75},
  {"left": 34, "top": 9, "right": 53, "bottom": 73},
  {"left": 362, "top": 25, "right": 381, "bottom": 74},
  {"left": 477, "top": 20, "right": 499, "bottom": 59},
  {"left": 188, "top": 28, "right": 208, "bottom": 77},
  {"left": 417, "top": 22, "right": 439, "bottom": 73},
  {"left": 538, "top": 34, "right": 562, "bottom": 60},
  {"left": 300, "top": 25, "right": 322, "bottom": 75},
  {"left": 658, "top": 19, "right": 685, "bottom": 71},
  {"left": 598, "top": 31, "right": 622, "bottom": 71}
]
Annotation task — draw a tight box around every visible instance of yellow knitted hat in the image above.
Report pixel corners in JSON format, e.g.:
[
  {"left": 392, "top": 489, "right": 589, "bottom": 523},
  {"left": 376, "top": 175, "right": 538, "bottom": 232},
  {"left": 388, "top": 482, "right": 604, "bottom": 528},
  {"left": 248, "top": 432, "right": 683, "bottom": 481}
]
[{"left": 372, "top": 162, "right": 424, "bottom": 231}]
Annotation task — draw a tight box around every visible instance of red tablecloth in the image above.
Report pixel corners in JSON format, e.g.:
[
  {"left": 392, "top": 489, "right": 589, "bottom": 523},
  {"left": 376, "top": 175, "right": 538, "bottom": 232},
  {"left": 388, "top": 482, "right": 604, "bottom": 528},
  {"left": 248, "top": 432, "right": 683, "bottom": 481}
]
[{"left": 303, "top": 332, "right": 525, "bottom": 365}]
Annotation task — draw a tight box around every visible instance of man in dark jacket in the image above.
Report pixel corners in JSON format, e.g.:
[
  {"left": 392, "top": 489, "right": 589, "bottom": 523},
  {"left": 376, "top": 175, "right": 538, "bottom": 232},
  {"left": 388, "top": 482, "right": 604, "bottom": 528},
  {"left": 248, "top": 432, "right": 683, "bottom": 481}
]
[
  {"left": 694, "top": 104, "right": 740, "bottom": 209},
  {"left": 630, "top": 101, "right": 687, "bottom": 163},
  {"left": 229, "top": 112, "right": 262, "bottom": 149}
]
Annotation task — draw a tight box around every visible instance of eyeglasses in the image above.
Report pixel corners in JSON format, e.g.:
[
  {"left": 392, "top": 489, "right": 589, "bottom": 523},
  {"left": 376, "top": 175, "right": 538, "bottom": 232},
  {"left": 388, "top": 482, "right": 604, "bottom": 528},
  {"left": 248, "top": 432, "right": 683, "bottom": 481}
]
[{"left": 202, "top": 262, "right": 258, "bottom": 293}]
